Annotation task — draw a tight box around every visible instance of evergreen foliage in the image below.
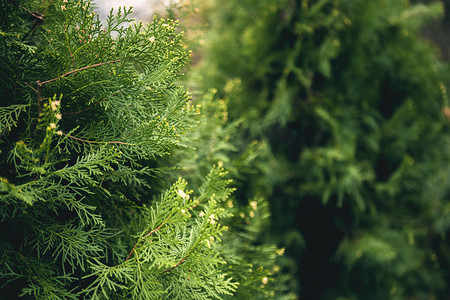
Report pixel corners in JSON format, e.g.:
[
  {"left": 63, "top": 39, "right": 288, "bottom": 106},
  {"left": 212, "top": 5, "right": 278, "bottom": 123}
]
[
  {"left": 196, "top": 0, "right": 450, "bottom": 298},
  {"left": 159, "top": 90, "right": 296, "bottom": 299},
  {"left": 0, "top": 1, "right": 287, "bottom": 299}
]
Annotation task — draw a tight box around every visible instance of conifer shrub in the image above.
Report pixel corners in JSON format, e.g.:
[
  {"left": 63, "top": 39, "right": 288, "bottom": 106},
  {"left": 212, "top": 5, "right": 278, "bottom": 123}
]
[
  {"left": 0, "top": 1, "right": 291, "bottom": 299},
  {"left": 196, "top": 0, "right": 450, "bottom": 298}
]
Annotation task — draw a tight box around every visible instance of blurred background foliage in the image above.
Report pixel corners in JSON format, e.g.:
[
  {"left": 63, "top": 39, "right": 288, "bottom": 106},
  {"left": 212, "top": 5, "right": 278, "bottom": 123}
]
[{"left": 176, "top": 0, "right": 450, "bottom": 299}]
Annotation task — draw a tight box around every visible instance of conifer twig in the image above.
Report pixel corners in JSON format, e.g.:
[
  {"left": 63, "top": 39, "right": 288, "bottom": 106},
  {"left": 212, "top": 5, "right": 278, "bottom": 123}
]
[
  {"left": 62, "top": 100, "right": 105, "bottom": 115},
  {"left": 37, "top": 60, "right": 120, "bottom": 86},
  {"left": 24, "top": 81, "right": 37, "bottom": 93},
  {"left": 18, "top": 4, "right": 43, "bottom": 21},
  {"left": 125, "top": 201, "right": 200, "bottom": 262},
  {"left": 34, "top": 60, "right": 120, "bottom": 114},
  {"left": 125, "top": 224, "right": 162, "bottom": 261},
  {"left": 161, "top": 258, "right": 185, "bottom": 274},
  {"left": 61, "top": 132, "right": 135, "bottom": 145}
]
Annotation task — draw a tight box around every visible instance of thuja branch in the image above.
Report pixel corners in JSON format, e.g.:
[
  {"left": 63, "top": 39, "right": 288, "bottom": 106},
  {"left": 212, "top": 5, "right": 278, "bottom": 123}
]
[
  {"left": 159, "top": 210, "right": 210, "bottom": 275},
  {"left": 34, "top": 60, "right": 120, "bottom": 114},
  {"left": 124, "top": 224, "right": 163, "bottom": 262},
  {"left": 125, "top": 201, "right": 200, "bottom": 262},
  {"left": 19, "top": 5, "right": 44, "bottom": 21},
  {"left": 36, "top": 60, "right": 120, "bottom": 87},
  {"left": 62, "top": 99, "right": 105, "bottom": 115},
  {"left": 161, "top": 258, "right": 185, "bottom": 274},
  {"left": 61, "top": 132, "right": 135, "bottom": 146},
  {"left": 125, "top": 212, "right": 177, "bottom": 262}
]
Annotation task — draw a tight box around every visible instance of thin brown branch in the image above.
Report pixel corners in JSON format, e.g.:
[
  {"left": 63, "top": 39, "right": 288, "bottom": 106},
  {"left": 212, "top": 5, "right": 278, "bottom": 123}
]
[
  {"left": 125, "top": 201, "right": 200, "bottom": 262},
  {"left": 187, "top": 201, "right": 199, "bottom": 212},
  {"left": 41, "top": 0, "right": 52, "bottom": 16},
  {"left": 19, "top": 5, "right": 43, "bottom": 21},
  {"left": 62, "top": 99, "right": 105, "bottom": 115},
  {"left": 24, "top": 81, "right": 37, "bottom": 93},
  {"left": 142, "top": 224, "right": 163, "bottom": 240},
  {"left": 62, "top": 132, "right": 134, "bottom": 145},
  {"left": 37, "top": 60, "right": 120, "bottom": 86},
  {"left": 125, "top": 241, "right": 141, "bottom": 262},
  {"left": 62, "top": 105, "right": 93, "bottom": 115},
  {"left": 36, "top": 82, "right": 43, "bottom": 115},
  {"left": 161, "top": 258, "right": 185, "bottom": 274},
  {"left": 125, "top": 224, "right": 163, "bottom": 262}
]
